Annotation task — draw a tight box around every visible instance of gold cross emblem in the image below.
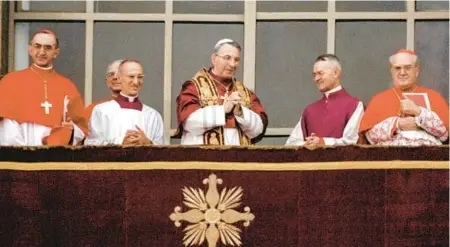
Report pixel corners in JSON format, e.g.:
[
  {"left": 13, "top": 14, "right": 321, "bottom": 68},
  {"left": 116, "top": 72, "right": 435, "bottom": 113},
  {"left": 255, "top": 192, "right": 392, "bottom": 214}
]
[{"left": 169, "top": 174, "right": 255, "bottom": 247}]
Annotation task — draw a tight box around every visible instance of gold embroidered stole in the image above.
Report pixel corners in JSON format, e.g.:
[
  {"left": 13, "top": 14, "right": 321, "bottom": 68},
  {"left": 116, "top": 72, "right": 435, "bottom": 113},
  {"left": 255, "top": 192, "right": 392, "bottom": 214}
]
[{"left": 191, "top": 68, "right": 251, "bottom": 145}]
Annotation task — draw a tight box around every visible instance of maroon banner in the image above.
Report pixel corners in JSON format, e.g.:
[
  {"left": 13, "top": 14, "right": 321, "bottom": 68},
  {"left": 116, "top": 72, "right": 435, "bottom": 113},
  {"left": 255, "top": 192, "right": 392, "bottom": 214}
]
[{"left": 0, "top": 146, "right": 448, "bottom": 247}]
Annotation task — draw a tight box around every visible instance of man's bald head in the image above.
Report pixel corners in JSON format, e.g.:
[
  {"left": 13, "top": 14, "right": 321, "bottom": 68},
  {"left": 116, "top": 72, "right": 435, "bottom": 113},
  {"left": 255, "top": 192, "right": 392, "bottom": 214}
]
[{"left": 118, "top": 59, "right": 143, "bottom": 74}]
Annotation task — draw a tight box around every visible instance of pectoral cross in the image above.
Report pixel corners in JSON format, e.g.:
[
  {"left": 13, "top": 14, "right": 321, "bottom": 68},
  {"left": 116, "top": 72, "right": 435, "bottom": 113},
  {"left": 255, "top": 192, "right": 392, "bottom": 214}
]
[
  {"left": 41, "top": 100, "right": 52, "bottom": 115},
  {"left": 220, "top": 90, "right": 230, "bottom": 102}
]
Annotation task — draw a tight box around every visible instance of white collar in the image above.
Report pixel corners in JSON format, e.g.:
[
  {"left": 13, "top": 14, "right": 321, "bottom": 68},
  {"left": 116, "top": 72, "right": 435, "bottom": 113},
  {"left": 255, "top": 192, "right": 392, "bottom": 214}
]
[
  {"left": 33, "top": 63, "right": 53, "bottom": 70},
  {"left": 324, "top": 85, "right": 342, "bottom": 98},
  {"left": 120, "top": 92, "right": 138, "bottom": 102}
]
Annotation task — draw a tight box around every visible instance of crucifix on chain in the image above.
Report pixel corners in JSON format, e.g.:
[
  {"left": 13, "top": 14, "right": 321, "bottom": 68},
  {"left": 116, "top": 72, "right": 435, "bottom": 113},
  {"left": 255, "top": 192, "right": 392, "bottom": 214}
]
[
  {"left": 41, "top": 100, "right": 52, "bottom": 115},
  {"left": 220, "top": 90, "right": 230, "bottom": 103}
]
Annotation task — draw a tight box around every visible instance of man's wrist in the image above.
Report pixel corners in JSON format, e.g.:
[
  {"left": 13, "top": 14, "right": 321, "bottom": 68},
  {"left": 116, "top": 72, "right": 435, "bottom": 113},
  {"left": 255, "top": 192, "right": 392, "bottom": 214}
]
[
  {"left": 234, "top": 105, "right": 243, "bottom": 117},
  {"left": 143, "top": 137, "right": 152, "bottom": 145},
  {"left": 396, "top": 117, "right": 401, "bottom": 131},
  {"left": 319, "top": 137, "right": 325, "bottom": 145}
]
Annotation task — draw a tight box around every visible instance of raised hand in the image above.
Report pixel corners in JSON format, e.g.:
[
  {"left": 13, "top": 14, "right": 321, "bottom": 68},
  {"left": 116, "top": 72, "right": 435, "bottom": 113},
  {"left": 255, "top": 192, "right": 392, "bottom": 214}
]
[
  {"left": 224, "top": 91, "right": 241, "bottom": 114},
  {"left": 224, "top": 100, "right": 235, "bottom": 114},
  {"left": 227, "top": 91, "right": 241, "bottom": 102}
]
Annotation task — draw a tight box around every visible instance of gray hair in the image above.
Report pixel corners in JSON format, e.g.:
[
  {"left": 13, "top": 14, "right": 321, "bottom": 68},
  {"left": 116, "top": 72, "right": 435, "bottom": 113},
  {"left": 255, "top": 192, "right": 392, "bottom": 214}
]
[
  {"left": 212, "top": 38, "right": 241, "bottom": 54},
  {"left": 315, "top": 54, "right": 342, "bottom": 71},
  {"left": 389, "top": 53, "right": 419, "bottom": 65},
  {"left": 105, "top": 59, "right": 124, "bottom": 75}
]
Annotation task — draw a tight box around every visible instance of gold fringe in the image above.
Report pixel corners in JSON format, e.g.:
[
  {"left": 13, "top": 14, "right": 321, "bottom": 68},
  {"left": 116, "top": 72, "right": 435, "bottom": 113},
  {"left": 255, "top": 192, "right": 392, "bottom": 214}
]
[
  {"left": 0, "top": 160, "right": 447, "bottom": 171},
  {"left": 0, "top": 144, "right": 448, "bottom": 151}
]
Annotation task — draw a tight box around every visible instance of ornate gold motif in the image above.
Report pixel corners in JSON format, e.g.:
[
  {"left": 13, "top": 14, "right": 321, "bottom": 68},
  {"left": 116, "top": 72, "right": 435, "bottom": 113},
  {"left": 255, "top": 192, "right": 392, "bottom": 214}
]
[{"left": 169, "top": 174, "right": 255, "bottom": 247}]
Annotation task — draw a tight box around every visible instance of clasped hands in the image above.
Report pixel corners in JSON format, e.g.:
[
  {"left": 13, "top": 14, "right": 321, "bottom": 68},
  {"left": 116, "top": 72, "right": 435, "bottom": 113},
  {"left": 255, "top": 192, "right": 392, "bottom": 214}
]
[
  {"left": 305, "top": 132, "right": 321, "bottom": 146},
  {"left": 398, "top": 98, "right": 421, "bottom": 131},
  {"left": 122, "top": 125, "right": 152, "bottom": 145},
  {"left": 224, "top": 91, "right": 243, "bottom": 117}
]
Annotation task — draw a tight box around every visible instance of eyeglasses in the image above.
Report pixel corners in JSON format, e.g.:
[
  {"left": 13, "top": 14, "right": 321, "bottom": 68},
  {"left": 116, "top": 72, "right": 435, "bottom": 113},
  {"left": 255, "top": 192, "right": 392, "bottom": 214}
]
[
  {"left": 312, "top": 71, "right": 325, "bottom": 77},
  {"left": 124, "top": 74, "right": 145, "bottom": 80},
  {"left": 392, "top": 65, "right": 417, "bottom": 73},
  {"left": 106, "top": 72, "right": 117, "bottom": 78},
  {"left": 216, "top": 54, "right": 240, "bottom": 64},
  {"left": 31, "top": 43, "right": 56, "bottom": 52}
]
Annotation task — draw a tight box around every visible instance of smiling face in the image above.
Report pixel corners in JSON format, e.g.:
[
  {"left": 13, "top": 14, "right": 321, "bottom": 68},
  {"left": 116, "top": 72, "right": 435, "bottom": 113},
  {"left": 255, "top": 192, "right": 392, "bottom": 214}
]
[
  {"left": 28, "top": 33, "right": 59, "bottom": 68},
  {"left": 105, "top": 60, "right": 123, "bottom": 94},
  {"left": 312, "top": 60, "right": 341, "bottom": 92},
  {"left": 211, "top": 44, "right": 241, "bottom": 79},
  {"left": 390, "top": 53, "right": 420, "bottom": 91},
  {"left": 118, "top": 61, "right": 144, "bottom": 97}
]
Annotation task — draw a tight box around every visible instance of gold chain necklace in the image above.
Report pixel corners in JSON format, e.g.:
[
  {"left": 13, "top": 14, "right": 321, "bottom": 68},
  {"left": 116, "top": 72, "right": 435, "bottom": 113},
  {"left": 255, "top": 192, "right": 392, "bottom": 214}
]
[
  {"left": 30, "top": 66, "right": 54, "bottom": 114},
  {"left": 207, "top": 72, "right": 233, "bottom": 102},
  {"left": 217, "top": 82, "right": 231, "bottom": 101}
]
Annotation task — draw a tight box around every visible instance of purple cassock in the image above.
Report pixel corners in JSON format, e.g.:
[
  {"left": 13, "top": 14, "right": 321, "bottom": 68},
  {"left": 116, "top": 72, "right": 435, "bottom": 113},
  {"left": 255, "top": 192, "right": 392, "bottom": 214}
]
[{"left": 301, "top": 88, "right": 360, "bottom": 138}]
